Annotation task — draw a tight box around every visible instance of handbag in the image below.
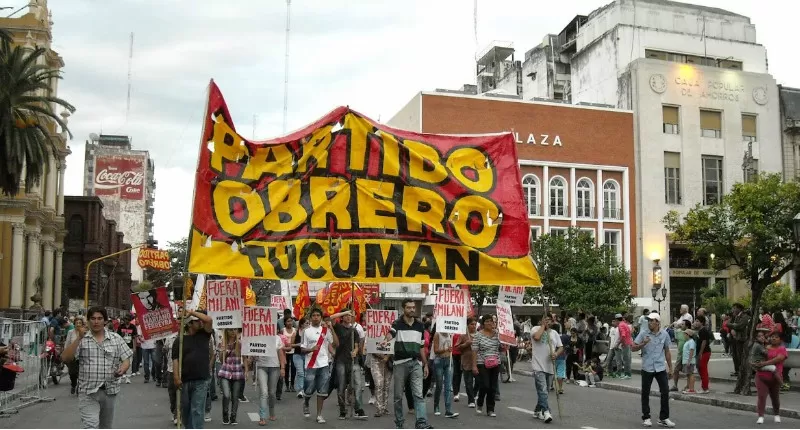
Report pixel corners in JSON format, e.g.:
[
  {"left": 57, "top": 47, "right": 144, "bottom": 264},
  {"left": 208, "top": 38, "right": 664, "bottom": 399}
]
[{"left": 484, "top": 355, "right": 500, "bottom": 369}]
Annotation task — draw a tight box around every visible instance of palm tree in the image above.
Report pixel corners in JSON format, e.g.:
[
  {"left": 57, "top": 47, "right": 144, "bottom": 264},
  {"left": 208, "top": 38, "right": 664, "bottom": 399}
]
[{"left": 0, "top": 30, "right": 76, "bottom": 196}]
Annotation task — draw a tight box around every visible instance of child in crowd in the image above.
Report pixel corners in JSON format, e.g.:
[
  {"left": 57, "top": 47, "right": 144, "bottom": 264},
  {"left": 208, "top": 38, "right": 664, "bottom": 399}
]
[
  {"left": 750, "top": 330, "right": 779, "bottom": 379},
  {"left": 681, "top": 329, "right": 697, "bottom": 394}
]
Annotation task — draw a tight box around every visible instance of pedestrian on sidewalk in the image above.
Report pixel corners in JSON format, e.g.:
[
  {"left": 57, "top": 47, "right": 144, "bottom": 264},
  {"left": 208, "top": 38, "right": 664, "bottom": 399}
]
[
  {"left": 384, "top": 298, "right": 433, "bottom": 429},
  {"left": 605, "top": 317, "right": 620, "bottom": 377},
  {"left": 670, "top": 320, "right": 690, "bottom": 392},
  {"left": 456, "top": 318, "right": 477, "bottom": 407},
  {"left": 527, "top": 314, "right": 563, "bottom": 424},
  {"left": 720, "top": 314, "right": 731, "bottom": 356},
  {"left": 728, "top": 303, "right": 751, "bottom": 378},
  {"left": 680, "top": 328, "right": 697, "bottom": 394},
  {"left": 172, "top": 309, "right": 214, "bottom": 429},
  {"left": 301, "top": 308, "right": 339, "bottom": 424},
  {"left": 432, "top": 330, "right": 459, "bottom": 418},
  {"left": 62, "top": 306, "right": 133, "bottom": 429},
  {"left": 632, "top": 312, "right": 675, "bottom": 428},
  {"left": 617, "top": 314, "right": 633, "bottom": 379},
  {"left": 255, "top": 334, "right": 286, "bottom": 425},
  {"left": 752, "top": 330, "right": 788, "bottom": 424},
  {"left": 695, "top": 316, "right": 712, "bottom": 393},
  {"left": 554, "top": 323, "right": 568, "bottom": 394}
]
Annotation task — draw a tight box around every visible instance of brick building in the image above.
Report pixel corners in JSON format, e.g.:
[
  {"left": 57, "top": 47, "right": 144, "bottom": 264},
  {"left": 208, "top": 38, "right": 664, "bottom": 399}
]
[
  {"left": 389, "top": 90, "right": 637, "bottom": 300},
  {"left": 62, "top": 196, "right": 133, "bottom": 313}
]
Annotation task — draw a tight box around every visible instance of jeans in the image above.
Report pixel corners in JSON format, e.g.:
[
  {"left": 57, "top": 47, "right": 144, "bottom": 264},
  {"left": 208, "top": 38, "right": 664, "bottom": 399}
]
[
  {"left": 620, "top": 346, "right": 632, "bottom": 375},
  {"left": 220, "top": 378, "right": 243, "bottom": 421},
  {"left": 433, "top": 357, "right": 454, "bottom": 413},
  {"left": 393, "top": 360, "right": 428, "bottom": 429},
  {"left": 641, "top": 370, "right": 670, "bottom": 421},
  {"left": 755, "top": 372, "right": 781, "bottom": 416},
  {"left": 336, "top": 360, "right": 364, "bottom": 413},
  {"left": 532, "top": 371, "right": 554, "bottom": 414},
  {"left": 78, "top": 390, "right": 117, "bottom": 429},
  {"left": 452, "top": 355, "right": 462, "bottom": 395},
  {"left": 141, "top": 348, "right": 161, "bottom": 382},
  {"left": 181, "top": 378, "right": 210, "bottom": 429},
  {"left": 698, "top": 351, "right": 711, "bottom": 391},
  {"left": 292, "top": 354, "right": 306, "bottom": 392},
  {"left": 477, "top": 364, "right": 499, "bottom": 413},
  {"left": 257, "top": 367, "right": 280, "bottom": 419},
  {"left": 461, "top": 369, "right": 475, "bottom": 404}
]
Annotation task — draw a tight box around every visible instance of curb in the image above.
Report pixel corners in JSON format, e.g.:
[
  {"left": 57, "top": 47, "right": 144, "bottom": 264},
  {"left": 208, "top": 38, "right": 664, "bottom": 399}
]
[
  {"left": 594, "top": 381, "right": 800, "bottom": 420},
  {"left": 511, "top": 369, "right": 800, "bottom": 420},
  {"left": 626, "top": 368, "right": 800, "bottom": 393}
]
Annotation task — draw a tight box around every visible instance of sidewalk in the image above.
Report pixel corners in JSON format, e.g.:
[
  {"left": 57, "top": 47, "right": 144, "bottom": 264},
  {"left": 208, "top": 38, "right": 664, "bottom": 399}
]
[{"left": 512, "top": 368, "right": 800, "bottom": 419}]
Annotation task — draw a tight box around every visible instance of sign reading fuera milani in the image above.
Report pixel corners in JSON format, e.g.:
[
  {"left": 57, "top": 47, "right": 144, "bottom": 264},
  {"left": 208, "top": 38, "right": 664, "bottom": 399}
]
[
  {"left": 512, "top": 132, "right": 563, "bottom": 146},
  {"left": 674, "top": 77, "right": 745, "bottom": 102}
]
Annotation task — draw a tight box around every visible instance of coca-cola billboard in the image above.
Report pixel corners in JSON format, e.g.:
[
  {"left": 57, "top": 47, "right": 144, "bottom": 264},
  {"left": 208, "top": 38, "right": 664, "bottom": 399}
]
[{"left": 93, "top": 155, "right": 145, "bottom": 200}]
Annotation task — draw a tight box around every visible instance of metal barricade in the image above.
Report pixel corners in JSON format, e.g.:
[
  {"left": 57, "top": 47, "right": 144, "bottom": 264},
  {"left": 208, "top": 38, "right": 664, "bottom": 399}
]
[{"left": 0, "top": 318, "right": 55, "bottom": 417}]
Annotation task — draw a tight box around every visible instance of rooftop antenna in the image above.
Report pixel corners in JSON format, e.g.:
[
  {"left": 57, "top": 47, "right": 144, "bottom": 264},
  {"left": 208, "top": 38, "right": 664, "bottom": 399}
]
[
  {"left": 282, "top": 0, "right": 292, "bottom": 134},
  {"left": 126, "top": 32, "right": 134, "bottom": 124}
]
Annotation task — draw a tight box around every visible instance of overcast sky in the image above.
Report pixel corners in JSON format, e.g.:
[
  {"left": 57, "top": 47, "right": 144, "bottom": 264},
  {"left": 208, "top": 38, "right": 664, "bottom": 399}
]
[{"left": 10, "top": 0, "right": 800, "bottom": 245}]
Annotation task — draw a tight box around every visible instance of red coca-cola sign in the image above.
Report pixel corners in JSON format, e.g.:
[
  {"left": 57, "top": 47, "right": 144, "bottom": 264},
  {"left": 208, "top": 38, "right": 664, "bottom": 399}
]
[{"left": 93, "top": 155, "right": 145, "bottom": 200}]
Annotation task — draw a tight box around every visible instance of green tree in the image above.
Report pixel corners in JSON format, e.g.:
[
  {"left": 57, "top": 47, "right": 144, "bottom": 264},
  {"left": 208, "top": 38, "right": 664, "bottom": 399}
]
[
  {"left": 527, "top": 227, "right": 633, "bottom": 315},
  {"left": 469, "top": 285, "right": 499, "bottom": 317},
  {"left": 700, "top": 281, "right": 732, "bottom": 316},
  {"left": 663, "top": 173, "right": 800, "bottom": 394},
  {"left": 0, "top": 37, "right": 76, "bottom": 195},
  {"left": 145, "top": 237, "right": 188, "bottom": 288},
  {"left": 736, "top": 283, "right": 799, "bottom": 315}
]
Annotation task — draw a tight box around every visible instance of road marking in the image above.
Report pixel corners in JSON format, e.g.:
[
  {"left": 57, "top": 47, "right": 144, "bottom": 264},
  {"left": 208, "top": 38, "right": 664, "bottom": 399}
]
[
  {"left": 248, "top": 413, "right": 260, "bottom": 422},
  {"left": 507, "top": 406, "right": 536, "bottom": 415}
]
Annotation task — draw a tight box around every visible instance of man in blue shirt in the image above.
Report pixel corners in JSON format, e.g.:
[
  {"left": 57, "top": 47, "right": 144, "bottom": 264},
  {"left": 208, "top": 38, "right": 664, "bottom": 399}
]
[{"left": 632, "top": 313, "right": 675, "bottom": 428}]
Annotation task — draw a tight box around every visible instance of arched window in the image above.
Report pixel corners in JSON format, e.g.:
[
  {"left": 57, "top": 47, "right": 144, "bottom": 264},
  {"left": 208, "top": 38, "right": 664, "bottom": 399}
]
[
  {"left": 522, "top": 174, "right": 540, "bottom": 217},
  {"left": 603, "top": 180, "right": 620, "bottom": 220},
  {"left": 576, "top": 178, "right": 594, "bottom": 218},
  {"left": 67, "top": 215, "right": 84, "bottom": 245},
  {"left": 549, "top": 176, "right": 567, "bottom": 216}
]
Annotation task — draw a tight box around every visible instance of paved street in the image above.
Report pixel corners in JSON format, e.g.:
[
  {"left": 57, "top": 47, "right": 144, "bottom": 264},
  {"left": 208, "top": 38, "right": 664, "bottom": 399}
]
[{"left": 3, "top": 371, "right": 800, "bottom": 429}]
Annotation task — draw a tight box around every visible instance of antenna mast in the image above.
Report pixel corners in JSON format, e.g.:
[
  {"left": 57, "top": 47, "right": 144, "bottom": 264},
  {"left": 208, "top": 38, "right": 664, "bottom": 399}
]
[
  {"left": 282, "top": 0, "right": 292, "bottom": 133},
  {"left": 126, "top": 32, "right": 134, "bottom": 123}
]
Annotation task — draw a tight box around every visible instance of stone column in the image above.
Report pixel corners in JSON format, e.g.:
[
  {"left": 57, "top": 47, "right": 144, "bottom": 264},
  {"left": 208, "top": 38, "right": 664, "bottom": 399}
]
[
  {"left": 25, "top": 232, "right": 40, "bottom": 307},
  {"left": 45, "top": 154, "right": 57, "bottom": 209},
  {"left": 57, "top": 163, "right": 66, "bottom": 215},
  {"left": 10, "top": 223, "right": 26, "bottom": 308},
  {"left": 54, "top": 248, "right": 64, "bottom": 310},
  {"left": 41, "top": 241, "right": 54, "bottom": 310}
]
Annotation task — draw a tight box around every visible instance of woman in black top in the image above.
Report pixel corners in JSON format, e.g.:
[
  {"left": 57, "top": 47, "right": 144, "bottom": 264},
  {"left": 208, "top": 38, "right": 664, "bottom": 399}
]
[{"left": 290, "top": 318, "right": 308, "bottom": 397}]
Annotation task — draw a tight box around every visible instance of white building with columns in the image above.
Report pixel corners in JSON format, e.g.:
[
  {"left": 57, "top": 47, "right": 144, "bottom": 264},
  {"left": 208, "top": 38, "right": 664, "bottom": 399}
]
[{"left": 0, "top": 1, "right": 70, "bottom": 313}]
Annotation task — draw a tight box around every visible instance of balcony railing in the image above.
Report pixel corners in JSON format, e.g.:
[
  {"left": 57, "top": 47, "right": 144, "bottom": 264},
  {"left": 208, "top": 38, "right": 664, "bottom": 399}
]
[
  {"left": 527, "top": 204, "right": 542, "bottom": 217},
  {"left": 576, "top": 206, "right": 595, "bottom": 219},
  {"left": 549, "top": 206, "right": 570, "bottom": 217},
  {"left": 603, "top": 208, "right": 622, "bottom": 220}
]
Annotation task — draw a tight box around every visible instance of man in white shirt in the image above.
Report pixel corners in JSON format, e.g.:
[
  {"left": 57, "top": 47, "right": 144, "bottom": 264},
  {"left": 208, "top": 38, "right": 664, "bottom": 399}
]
[
  {"left": 527, "top": 315, "right": 563, "bottom": 424},
  {"left": 606, "top": 316, "right": 621, "bottom": 376},
  {"left": 672, "top": 305, "right": 694, "bottom": 328},
  {"left": 301, "top": 308, "right": 339, "bottom": 424}
]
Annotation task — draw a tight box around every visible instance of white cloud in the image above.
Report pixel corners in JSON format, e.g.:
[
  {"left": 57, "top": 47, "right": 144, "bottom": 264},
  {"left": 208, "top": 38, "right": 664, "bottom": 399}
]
[{"left": 30, "top": 0, "right": 800, "bottom": 246}]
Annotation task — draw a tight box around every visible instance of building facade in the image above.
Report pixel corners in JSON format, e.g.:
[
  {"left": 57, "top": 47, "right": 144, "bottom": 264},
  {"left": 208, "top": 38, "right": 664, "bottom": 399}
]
[
  {"left": 83, "top": 134, "right": 156, "bottom": 283},
  {"left": 487, "top": 0, "right": 787, "bottom": 316},
  {"left": 0, "top": 1, "right": 70, "bottom": 313},
  {"left": 389, "top": 91, "right": 637, "bottom": 300},
  {"left": 62, "top": 197, "right": 133, "bottom": 312}
]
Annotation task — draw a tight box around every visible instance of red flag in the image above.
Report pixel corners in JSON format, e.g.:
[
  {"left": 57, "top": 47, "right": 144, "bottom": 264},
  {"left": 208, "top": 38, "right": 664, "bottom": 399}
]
[{"left": 294, "top": 281, "right": 311, "bottom": 320}]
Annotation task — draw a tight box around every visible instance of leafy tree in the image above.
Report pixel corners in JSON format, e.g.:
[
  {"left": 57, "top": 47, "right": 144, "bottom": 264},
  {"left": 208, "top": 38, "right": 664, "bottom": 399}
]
[
  {"left": 663, "top": 173, "right": 800, "bottom": 394},
  {"left": 736, "top": 283, "right": 799, "bottom": 315},
  {"left": 469, "top": 285, "right": 499, "bottom": 317},
  {"left": 700, "top": 281, "right": 732, "bottom": 317},
  {"left": 527, "top": 227, "right": 633, "bottom": 315},
  {"left": 0, "top": 38, "right": 76, "bottom": 195},
  {"left": 145, "top": 237, "right": 188, "bottom": 288}
]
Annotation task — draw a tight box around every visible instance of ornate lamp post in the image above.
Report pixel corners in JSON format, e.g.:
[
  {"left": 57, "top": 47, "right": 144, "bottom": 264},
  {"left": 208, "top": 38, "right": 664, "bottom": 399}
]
[{"left": 651, "top": 259, "right": 667, "bottom": 314}]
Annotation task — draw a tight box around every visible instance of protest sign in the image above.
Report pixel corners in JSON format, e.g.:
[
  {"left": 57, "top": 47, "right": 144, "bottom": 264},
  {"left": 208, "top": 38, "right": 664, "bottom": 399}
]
[
  {"left": 498, "top": 286, "right": 525, "bottom": 306},
  {"left": 186, "top": 81, "right": 542, "bottom": 286},
  {"left": 434, "top": 288, "right": 468, "bottom": 334},
  {"left": 206, "top": 278, "right": 244, "bottom": 329},
  {"left": 496, "top": 302, "right": 516, "bottom": 345},
  {"left": 241, "top": 306, "right": 278, "bottom": 356},
  {"left": 271, "top": 295, "right": 289, "bottom": 310},
  {"left": 365, "top": 309, "right": 397, "bottom": 354},
  {"left": 131, "top": 287, "right": 178, "bottom": 341}
]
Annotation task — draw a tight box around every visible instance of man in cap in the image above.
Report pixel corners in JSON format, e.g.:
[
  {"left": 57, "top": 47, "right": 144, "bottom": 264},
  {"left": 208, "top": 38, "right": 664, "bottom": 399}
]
[
  {"left": 632, "top": 312, "right": 675, "bottom": 428},
  {"left": 172, "top": 309, "right": 214, "bottom": 429}
]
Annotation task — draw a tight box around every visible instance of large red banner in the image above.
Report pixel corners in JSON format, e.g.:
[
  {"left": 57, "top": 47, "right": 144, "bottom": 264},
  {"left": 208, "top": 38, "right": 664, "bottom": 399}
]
[
  {"left": 131, "top": 287, "right": 178, "bottom": 341},
  {"left": 94, "top": 155, "right": 145, "bottom": 200},
  {"left": 186, "top": 81, "right": 541, "bottom": 286}
]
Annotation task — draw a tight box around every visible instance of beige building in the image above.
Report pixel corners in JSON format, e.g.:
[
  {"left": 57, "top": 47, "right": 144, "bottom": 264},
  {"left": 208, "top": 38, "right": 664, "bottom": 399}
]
[{"left": 0, "top": 0, "right": 71, "bottom": 312}]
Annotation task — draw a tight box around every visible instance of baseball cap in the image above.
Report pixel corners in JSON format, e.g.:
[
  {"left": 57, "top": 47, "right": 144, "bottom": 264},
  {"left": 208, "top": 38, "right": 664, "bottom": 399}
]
[
  {"left": 646, "top": 312, "right": 661, "bottom": 322},
  {"left": 614, "top": 313, "right": 623, "bottom": 319}
]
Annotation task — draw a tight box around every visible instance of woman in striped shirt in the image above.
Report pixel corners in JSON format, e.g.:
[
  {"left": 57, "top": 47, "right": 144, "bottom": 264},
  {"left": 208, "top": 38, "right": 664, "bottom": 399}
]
[
  {"left": 218, "top": 329, "right": 249, "bottom": 425},
  {"left": 472, "top": 313, "right": 501, "bottom": 418}
]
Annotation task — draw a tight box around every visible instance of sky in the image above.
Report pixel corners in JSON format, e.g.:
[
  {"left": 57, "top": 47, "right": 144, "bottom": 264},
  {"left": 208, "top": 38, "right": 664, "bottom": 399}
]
[{"left": 8, "top": 0, "right": 800, "bottom": 245}]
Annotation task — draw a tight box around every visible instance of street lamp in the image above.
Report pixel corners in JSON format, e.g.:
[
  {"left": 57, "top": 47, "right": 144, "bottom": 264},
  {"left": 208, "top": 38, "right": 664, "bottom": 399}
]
[{"left": 651, "top": 259, "right": 667, "bottom": 314}]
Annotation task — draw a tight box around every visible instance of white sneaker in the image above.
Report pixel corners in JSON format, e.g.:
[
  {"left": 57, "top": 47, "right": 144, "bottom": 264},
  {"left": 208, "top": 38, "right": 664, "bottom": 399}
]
[
  {"left": 658, "top": 418, "right": 676, "bottom": 428},
  {"left": 316, "top": 416, "right": 326, "bottom": 424},
  {"left": 643, "top": 418, "right": 652, "bottom": 427},
  {"left": 369, "top": 396, "right": 376, "bottom": 405},
  {"left": 475, "top": 408, "right": 482, "bottom": 414},
  {"left": 535, "top": 411, "right": 544, "bottom": 420},
  {"left": 774, "top": 416, "right": 781, "bottom": 423},
  {"left": 756, "top": 417, "right": 764, "bottom": 425},
  {"left": 510, "top": 377, "right": 517, "bottom": 382},
  {"left": 543, "top": 411, "right": 553, "bottom": 423},
  {"left": 204, "top": 414, "right": 212, "bottom": 422},
  {"left": 467, "top": 403, "right": 475, "bottom": 408},
  {"left": 453, "top": 396, "right": 460, "bottom": 402},
  {"left": 125, "top": 377, "right": 131, "bottom": 384}
]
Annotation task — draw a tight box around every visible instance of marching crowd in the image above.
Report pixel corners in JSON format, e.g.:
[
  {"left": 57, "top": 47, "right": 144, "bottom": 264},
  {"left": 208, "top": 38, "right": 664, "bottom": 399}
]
[{"left": 34, "top": 302, "right": 799, "bottom": 429}]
